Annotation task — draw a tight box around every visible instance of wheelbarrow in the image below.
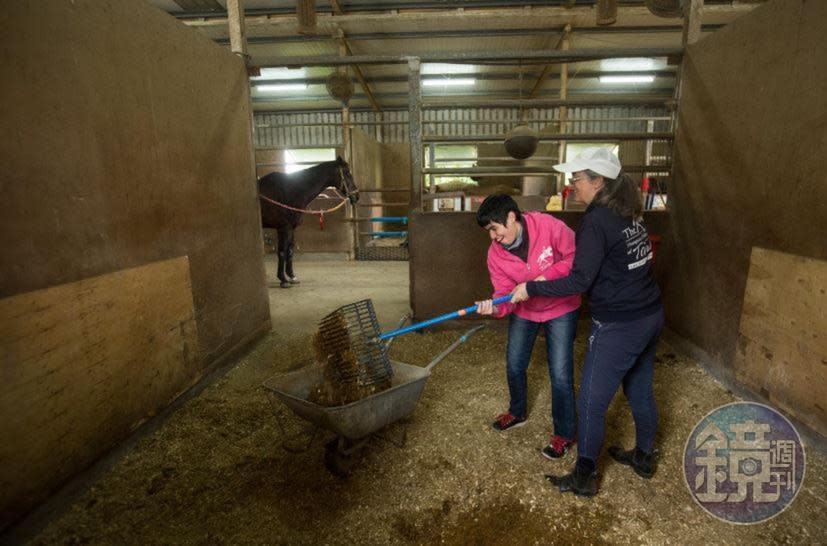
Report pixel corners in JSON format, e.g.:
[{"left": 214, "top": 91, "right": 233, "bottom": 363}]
[{"left": 263, "top": 323, "right": 486, "bottom": 475}]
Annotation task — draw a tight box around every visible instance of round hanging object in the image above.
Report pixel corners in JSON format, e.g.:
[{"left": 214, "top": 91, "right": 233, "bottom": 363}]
[
  {"left": 504, "top": 125, "right": 539, "bottom": 160},
  {"left": 645, "top": 0, "right": 682, "bottom": 18},
  {"left": 326, "top": 72, "right": 354, "bottom": 104}
]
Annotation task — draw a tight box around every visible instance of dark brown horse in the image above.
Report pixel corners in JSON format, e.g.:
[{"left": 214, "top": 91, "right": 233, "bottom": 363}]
[{"left": 258, "top": 157, "right": 358, "bottom": 287}]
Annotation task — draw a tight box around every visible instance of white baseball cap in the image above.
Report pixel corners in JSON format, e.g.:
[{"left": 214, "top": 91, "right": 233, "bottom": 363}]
[{"left": 553, "top": 147, "right": 622, "bottom": 179}]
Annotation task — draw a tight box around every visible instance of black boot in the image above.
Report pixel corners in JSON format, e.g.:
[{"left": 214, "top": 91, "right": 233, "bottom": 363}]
[
  {"left": 545, "top": 458, "right": 598, "bottom": 497},
  {"left": 608, "top": 446, "right": 656, "bottom": 479}
]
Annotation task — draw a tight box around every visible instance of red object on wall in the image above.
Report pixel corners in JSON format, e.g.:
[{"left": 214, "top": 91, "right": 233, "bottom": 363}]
[{"left": 562, "top": 186, "right": 573, "bottom": 209}]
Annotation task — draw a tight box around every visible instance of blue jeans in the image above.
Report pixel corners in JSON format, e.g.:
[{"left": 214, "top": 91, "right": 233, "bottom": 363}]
[
  {"left": 577, "top": 308, "right": 665, "bottom": 463},
  {"left": 506, "top": 309, "right": 579, "bottom": 439}
]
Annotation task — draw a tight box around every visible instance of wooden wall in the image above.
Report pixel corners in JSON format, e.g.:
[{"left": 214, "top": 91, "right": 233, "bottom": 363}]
[
  {"left": 0, "top": 0, "right": 270, "bottom": 529},
  {"left": 733, "top": 248, "right": 826, "bottom": 436},
  {"left": 663, "top": 0, "right": 826, "bottom": 438}
]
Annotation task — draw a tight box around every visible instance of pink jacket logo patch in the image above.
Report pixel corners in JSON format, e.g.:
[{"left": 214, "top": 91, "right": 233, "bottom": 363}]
[{"left": 537, "top": 246, "right": 554, "bottom": 269}]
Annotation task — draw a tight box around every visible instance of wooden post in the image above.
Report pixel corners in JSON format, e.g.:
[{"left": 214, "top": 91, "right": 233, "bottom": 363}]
[
  {"left": 375, "top": 111, "right": 384, "bottom": 143},
  {"left": 682, "top": 0, "right": 704, "bottom": 47},
  {"left": 528, "top": 24, "right": 573, "bottom": 100},
  {"left": 297, "top": 0, "right": 317, "bottom": 35},
  {"left": 666, "top": 0, "right": 702, "bottom": 211},
  {"left": 408, "top": 58, "right": 423, "bottom": 213},
  {"left": 226, "top": 0, "right": 248, "bottom": 59},
  {"left": 337, "top": 31, "right": 351, "bottom": 164},
  {"left": 227, "top": 0, "right": 265, "bottom": 265},
  {"left": 557, "top": 25, "right": 571, "bottom": 194},
  {"left": 596, "top": 0, "right": 618, "bottom": 26},
  {"left": 335, "top": 31, "right": 356, "bottom": 258},
  {"left": 428, "top": 144, "right": 436, "bottom": 194},
  {"left": 524, "top": 24, "right": 571, "bottom": 193}
]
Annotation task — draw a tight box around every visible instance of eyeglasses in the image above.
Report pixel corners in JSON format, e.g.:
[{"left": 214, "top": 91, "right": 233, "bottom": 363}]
[{"left": 569, "top": 176, "right": 588, "bottom": 184}]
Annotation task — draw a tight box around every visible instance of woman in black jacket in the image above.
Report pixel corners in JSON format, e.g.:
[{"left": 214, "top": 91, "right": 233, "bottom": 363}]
[{"left": 511, "top": 147, "right": 664, "bottom": 497}]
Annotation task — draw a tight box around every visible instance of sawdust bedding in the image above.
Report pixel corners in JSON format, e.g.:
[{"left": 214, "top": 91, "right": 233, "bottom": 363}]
[{"left": 32, "top": 323, "right": 827, "bottom": 545}]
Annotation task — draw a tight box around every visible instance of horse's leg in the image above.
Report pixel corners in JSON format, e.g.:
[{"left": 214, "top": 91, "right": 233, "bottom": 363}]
[
  {"left": 276, "top": 228, "right": 291, "bottom": 289},
  {"left": 286, "top": 229, "right": 300, "bottom": 284}
]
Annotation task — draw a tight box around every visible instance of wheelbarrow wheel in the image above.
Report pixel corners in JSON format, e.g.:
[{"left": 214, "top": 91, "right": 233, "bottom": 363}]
[{"left": 324, "top": 438, "right": 359, "bottom": 477}]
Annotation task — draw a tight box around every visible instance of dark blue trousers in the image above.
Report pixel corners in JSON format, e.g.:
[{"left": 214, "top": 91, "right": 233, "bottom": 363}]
[
  {"left": 577, "top": 308, "right": 665, "bottom": 463},
  {"left": 506, "top": 309, "right": 579, "bottom": 439}
]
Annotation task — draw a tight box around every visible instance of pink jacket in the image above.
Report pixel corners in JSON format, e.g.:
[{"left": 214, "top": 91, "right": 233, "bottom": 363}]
[{"left": 487, "top": 212, "right": 581, "bottom": 322}]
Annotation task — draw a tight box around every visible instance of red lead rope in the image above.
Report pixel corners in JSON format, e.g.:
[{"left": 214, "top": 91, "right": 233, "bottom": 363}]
[{"left": 258, "top": 190, "right": 348, "bottom": 231}]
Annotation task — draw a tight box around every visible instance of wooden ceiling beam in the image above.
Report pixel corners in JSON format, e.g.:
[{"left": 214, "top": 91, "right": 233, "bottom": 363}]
[{"left": 182, "top": 4, "right": 758, "bottom": 31}]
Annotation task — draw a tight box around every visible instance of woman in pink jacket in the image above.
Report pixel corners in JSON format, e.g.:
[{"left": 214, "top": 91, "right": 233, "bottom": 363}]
[{"left": 475, "top": 194, "right": 581, "bottom": 458}]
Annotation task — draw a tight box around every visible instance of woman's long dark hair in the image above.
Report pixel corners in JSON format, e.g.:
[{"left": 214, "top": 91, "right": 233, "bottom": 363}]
[{"left": 588, "top": 170, "right": 642, "bottom": 219}]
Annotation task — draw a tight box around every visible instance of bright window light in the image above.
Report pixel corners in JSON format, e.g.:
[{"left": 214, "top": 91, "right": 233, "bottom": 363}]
[
  {"left": 256, "top": 84, "right": 308, "bottom": 92},
  {"left": 427, "top": 145, "right": 478, "bottom": 189},
  {"left": 423, "top": 78, "right": 476, "bottom": 87},
  {"left": 422, "top": 63, "right": 477, "bottom": 75},
  {"left": 253, "top": 67, "right": 306, "bottom": 80},
  {"left": 599, "top": 75, "right": 655, "bottom": 84},
  {"left": 284, "top": 148, "right": 335, "bottom": 174},
  {"left": 601, "top": 58, "right": 656, "bottom": 72}
]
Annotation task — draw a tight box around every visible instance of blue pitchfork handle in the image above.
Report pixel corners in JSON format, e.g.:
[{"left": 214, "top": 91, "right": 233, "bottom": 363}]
[{"left": 377, "top": 295, "right": 512, "bottom": 341}]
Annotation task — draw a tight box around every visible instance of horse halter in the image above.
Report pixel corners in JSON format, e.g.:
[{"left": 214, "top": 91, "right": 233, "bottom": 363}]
[{"left": 337, "top": 166, "right": 359, "bottom": 200}]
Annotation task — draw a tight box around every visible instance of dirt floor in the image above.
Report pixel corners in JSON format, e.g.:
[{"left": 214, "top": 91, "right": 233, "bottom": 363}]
[{"left": 29, "top": 259, "right": 827, "bottom": 545}]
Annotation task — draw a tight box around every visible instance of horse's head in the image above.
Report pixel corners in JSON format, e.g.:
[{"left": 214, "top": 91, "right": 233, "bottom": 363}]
[{"left": 335, "top": 156, "right": 359, "bottom": 205}]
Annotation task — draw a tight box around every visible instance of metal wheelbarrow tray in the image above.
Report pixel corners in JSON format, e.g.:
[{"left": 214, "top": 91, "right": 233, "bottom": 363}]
[
  {"left": 263, "top": 325, "right": 484, "bottom": 474},
  {"left": 263, "top": 360, "right": 430, "bottom": 441}
]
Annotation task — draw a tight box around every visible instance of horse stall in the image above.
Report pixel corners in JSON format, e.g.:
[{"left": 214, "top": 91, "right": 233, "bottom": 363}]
[
  {"left": 255, "top": 148, "right": 353, "bottom": 260},
  {"left": 0, "top": 0, "right": 269, "bottom": 535},
  {"left": 253, "top": 127, "right": 397, "bottom": 268},
  {"left": 4, "top": 0, "right": 827, "bottom": 545}
]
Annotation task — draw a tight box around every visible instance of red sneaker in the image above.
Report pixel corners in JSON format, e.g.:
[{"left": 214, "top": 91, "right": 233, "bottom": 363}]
[
  {"left": 542, "top": 435, "right": 575, "bottom": 459},
  {"left": 492, "top": 412, "right": 527, "bottom": 431}
]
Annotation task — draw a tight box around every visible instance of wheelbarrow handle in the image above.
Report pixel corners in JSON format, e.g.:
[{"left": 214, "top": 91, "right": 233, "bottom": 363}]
[
  {"left": 426, "top": 325, "right": 486, "bottom": 372},
  {"left": 377, "top": 295, "right": 511, "bottom": 341}
]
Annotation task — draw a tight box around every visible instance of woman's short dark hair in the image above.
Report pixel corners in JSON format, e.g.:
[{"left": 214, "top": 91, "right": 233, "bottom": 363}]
[
  {"left": 476, "top": 193, "right": 522, "bottom": 227},
  {"left": 588, "top": 170, "right": 642, "bottom": 219}
]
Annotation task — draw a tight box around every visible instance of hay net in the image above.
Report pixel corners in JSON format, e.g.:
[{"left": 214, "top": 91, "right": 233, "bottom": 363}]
[{"left": 312, "top": 299, "right": 393, "bottom": 405}]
